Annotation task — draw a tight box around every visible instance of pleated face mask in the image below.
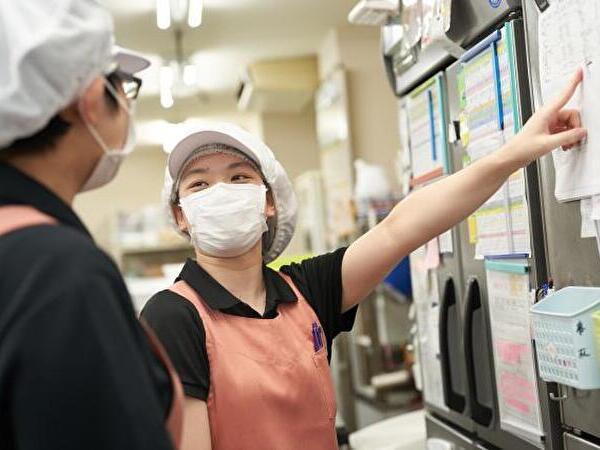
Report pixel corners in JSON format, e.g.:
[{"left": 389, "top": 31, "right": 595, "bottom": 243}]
[{"left": 179, "top": 182, "right": 268, "bottom": 258}]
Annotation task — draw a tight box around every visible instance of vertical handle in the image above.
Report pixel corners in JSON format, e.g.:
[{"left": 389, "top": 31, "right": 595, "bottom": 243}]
[
  {"left": 439, "top": 278, "right": 466, "bottom": 413},
  {"left": 463, "top": 279, "right": 493, "bottom": 426}
]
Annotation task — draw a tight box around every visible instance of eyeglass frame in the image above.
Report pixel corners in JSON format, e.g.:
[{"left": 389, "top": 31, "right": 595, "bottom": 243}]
[{"left": 107, "top": 69, "right": 143, "bottom": 102}]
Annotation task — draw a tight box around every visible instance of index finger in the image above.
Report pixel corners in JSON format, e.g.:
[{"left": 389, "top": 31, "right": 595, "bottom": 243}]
[{"left": 547, "top": 68, "right": 583, "bottom": 112}]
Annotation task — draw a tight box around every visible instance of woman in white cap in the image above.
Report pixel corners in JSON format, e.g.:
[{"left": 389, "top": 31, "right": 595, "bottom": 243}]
[
  {"left": 142, "top": 69, "right": 586, "bottom": 450},
  {"left": 0, "top": 1, "right": 183, "bottom": 449}
]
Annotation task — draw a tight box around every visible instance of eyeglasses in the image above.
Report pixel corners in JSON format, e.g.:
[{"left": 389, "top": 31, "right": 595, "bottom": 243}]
[{"left": 107, "top": 69, "right": 143, "bottom": 102}]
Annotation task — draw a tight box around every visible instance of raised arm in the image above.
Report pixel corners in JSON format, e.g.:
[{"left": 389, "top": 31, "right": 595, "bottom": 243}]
[{"left": 341, "top": 69, "right": 586, "bottom": 312}]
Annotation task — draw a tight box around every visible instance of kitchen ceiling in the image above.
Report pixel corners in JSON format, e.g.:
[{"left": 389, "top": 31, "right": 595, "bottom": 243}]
[{"left": 104, "top": 0, "right": 358, "bottom": 99}]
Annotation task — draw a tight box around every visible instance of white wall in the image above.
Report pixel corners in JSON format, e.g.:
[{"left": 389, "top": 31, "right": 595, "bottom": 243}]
[
  {"left": 260, "top": 109, "right": 322, "bottom": 256},
  {"left": 260, "top": 110, "right": 320, "bottom": 181},
  {"left": 74, "top": 146, "right": 167, "bottom": 253},
  {"left": 318, "top": 26, "right": 401, "bottom": 187}
]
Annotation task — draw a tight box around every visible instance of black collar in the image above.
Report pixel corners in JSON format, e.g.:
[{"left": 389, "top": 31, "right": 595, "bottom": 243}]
[
  {"left": 177, "top": 258, "right": 298, "bottom": 319},
  {"left": 0, "top": 163, "right": 92, "bottom": 238}
]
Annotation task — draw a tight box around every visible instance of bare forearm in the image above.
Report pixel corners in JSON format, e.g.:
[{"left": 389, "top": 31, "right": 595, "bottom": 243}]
[
  {"left": 341, "top": 146, "right": 517, "bottom": 310},
  {"left": 341, "top": 70, "right": 585, "bottom": 311},
  {"left": 384, "top": 144, "right": 519, "bottom": 256},
  {"left": 182, "top": 398, "right": 212, "bottom": 450}
]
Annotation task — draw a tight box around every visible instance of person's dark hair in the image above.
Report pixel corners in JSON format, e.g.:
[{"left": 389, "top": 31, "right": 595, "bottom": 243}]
[{"left": 1, "top": 71, "right": 122, "bottom": 159}]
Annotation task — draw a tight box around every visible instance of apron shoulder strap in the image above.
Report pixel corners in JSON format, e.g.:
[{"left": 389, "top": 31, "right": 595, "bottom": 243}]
[
  {"left": 139, "top": 319, "right": 185, "bottom": 449},
  {"left": 0, "top": 205, "right": 185, "bottom": 448},
  {"left": 0, "top": 205, "right": 57, "bottom": 236}
]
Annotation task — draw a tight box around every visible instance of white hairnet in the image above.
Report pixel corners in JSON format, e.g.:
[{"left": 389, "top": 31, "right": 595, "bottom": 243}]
[
  {"left": 163, "top": 122, "right": 298, "bottom": 263},
  {"left": 0, "top": 0, "right": 146, "bottom": 149}
]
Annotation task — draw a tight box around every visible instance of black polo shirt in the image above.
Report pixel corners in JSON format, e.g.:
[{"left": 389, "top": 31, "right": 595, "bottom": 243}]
[
  {"left": 0, "top": 163, "right": 173, "bottom": 450},
  {"left": 141, "top": 251, "right": 357, "bottom": 401}
]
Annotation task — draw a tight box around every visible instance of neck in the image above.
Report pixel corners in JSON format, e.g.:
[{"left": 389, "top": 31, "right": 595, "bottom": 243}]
[
  {"left": 195, "top": 242, "right": 267, "bottom": 314},
  {"left": 5, "top": 135, "right": 93, "bottom": 206},
  {"left": 7, "top": 154, "right": 80, "bottom": 205}
]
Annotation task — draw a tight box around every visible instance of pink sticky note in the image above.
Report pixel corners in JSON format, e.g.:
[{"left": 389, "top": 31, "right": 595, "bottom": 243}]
[
  {"left": 506, "top": 397, "right": 531, "bottom": 414},
  {"left": 497, "top": 341, "right": 526, "bottom": 365},
  {"left": 423, "top": 238, "right": 440, "bottom": 270}
]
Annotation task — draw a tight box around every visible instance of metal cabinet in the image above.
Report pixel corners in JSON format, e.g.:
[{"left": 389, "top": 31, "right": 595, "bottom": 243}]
[
  {"left": 523, "top": 0, "right": 600, "bottom": 443},
  {"left": 426, "top": 413, "right": 478, "bottom": 450},
  {"left": 564, "top": 434, "right": 600, "bottom": 450}
]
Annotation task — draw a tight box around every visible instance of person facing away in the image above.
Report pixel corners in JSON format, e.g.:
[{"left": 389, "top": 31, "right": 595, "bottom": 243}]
[
  {"left": 0, "top": 1, "right": 183, "bottom": 449},
  {"left": 141, "top": 68, "right": 586, "bottom": 450}
]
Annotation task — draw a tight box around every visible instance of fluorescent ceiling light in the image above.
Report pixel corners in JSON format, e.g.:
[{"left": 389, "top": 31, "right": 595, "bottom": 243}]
[
  {"left": 156, "top": 0, "right": 171, "bottom": 30},
  {"left": 171, "top": 0, "right": 188, "bottom": 22},
  {"left": 188, "top": 0, "right": 204, "bottom": 28}
]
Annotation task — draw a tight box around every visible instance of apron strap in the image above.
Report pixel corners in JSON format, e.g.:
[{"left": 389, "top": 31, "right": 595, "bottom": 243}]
[
  {"left": 0, "top": 205, "right": 57, "bottom": 235},
  {"left": 140, "top": 319, "right": 185, "bottom": 449},
  {"left": 0, "top": 205, "right": 185, "bottom": 448}
]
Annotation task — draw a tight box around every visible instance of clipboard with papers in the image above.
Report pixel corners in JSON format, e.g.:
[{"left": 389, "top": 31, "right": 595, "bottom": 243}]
[
  {"left": 406, "top": 73, "right": 450, "bottom": 187},
  {"left": 458, "top": 24, "right": 532, "bottom": 259}
]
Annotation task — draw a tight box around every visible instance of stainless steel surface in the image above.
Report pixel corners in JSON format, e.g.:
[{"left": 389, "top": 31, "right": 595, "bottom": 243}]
[
  {"left": 434, "top": 227, "right": 472, "bottom": 435},
  {"left": 523, "top": 0, "right": 600, "bottom": 441},
  {"left": 512, "top": 11, "right": 562, "bottom": 450},
  {"left": 564, "top": 433, "right": 600, "bottom": 450},
  {"left": 394, "top": 0, "right": 523, "bottom": 95},
  {"left": 447, "top": 60, "right": 499, "bottom": 446},
  {"left": 426, "top": 413, "right": 478, "bottom": 449},
  {"left": 395, "top": 46, "right": 453, "bottom": 96},
  {"left": 448, "top": 0, "right": 522, "bottom": 45},
  {"left": 548, "top": 392, "right": 568, "bottom": 402},
  {"left": 444, "top": 20, "right": 551, "bottom": 449},
  {"left": 433, "top": 72, "right": 474, "bottom": 434}
]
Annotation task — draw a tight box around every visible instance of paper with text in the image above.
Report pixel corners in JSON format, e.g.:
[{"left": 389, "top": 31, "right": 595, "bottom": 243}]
[
  {"left": 438, "top": 229, "right": 454, "bottom": 254},
  {"left": 410, "top": 246, "right": 447, "bottom": 410},
  {"left": 580, "top": 198, "right": 596, "bottom": 238},
  {"left": 539, "top": 0, "right": 600, "bottom": 201},
  {"left": 459, "top": 29, "right": 531, "bottom": 258},
  {"left": 485, "top": 263, "right": 544, "bottom": 441}
]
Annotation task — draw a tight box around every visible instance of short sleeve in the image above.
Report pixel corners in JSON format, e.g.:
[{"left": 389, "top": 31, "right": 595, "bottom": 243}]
[
  {"left": 280, "top": 247, "right": 357, "bottom": 358},
  {"left": 141, "top": 291, "right": 211, "bottom": 401}
]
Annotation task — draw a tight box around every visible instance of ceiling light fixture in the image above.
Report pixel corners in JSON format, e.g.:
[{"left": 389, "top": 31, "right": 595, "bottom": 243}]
[
  {"left": 188, "top": 0, "right": 204, "bottom": 28},
  {"left": 156, "top": 0, "right": 171, "bottom": 30},
  {"left": 159, "top": 30, "right": 201, "bottom": 109},
  {"left": 156, "top": 0, "right": 204, "bottom": 30}
]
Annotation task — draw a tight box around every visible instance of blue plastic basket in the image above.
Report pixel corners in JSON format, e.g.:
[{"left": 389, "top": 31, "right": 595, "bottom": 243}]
[{"left": 530, "top": 287, "right": 600, "bottom": 389}]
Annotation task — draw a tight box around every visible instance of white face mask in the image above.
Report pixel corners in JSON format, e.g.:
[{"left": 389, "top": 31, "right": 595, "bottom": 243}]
[
  {"left": 80, "top": 78, "right": 137, "bottom": 192},
  {"left": 179, "top": 183, "right": 269, "bottom": 258}
]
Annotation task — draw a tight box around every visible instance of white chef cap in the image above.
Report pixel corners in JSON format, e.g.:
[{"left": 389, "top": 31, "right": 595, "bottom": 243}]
[
  {"left": 0, "top": 0, "right": 149, "bottom": 149},
  {"left": 162, "top": 122, "right": 298, "bottom": 263}
]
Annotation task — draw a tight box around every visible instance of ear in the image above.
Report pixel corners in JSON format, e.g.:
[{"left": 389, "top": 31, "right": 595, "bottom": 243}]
[
  {"left": 172, "top": 204, "right": 190, "bottom": 234},
  {"left": 77, "top": 76, "right": 106, "bottom": 126},
  {"left": 265, "top": 189, "right": 276, "bottom": 218}
]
